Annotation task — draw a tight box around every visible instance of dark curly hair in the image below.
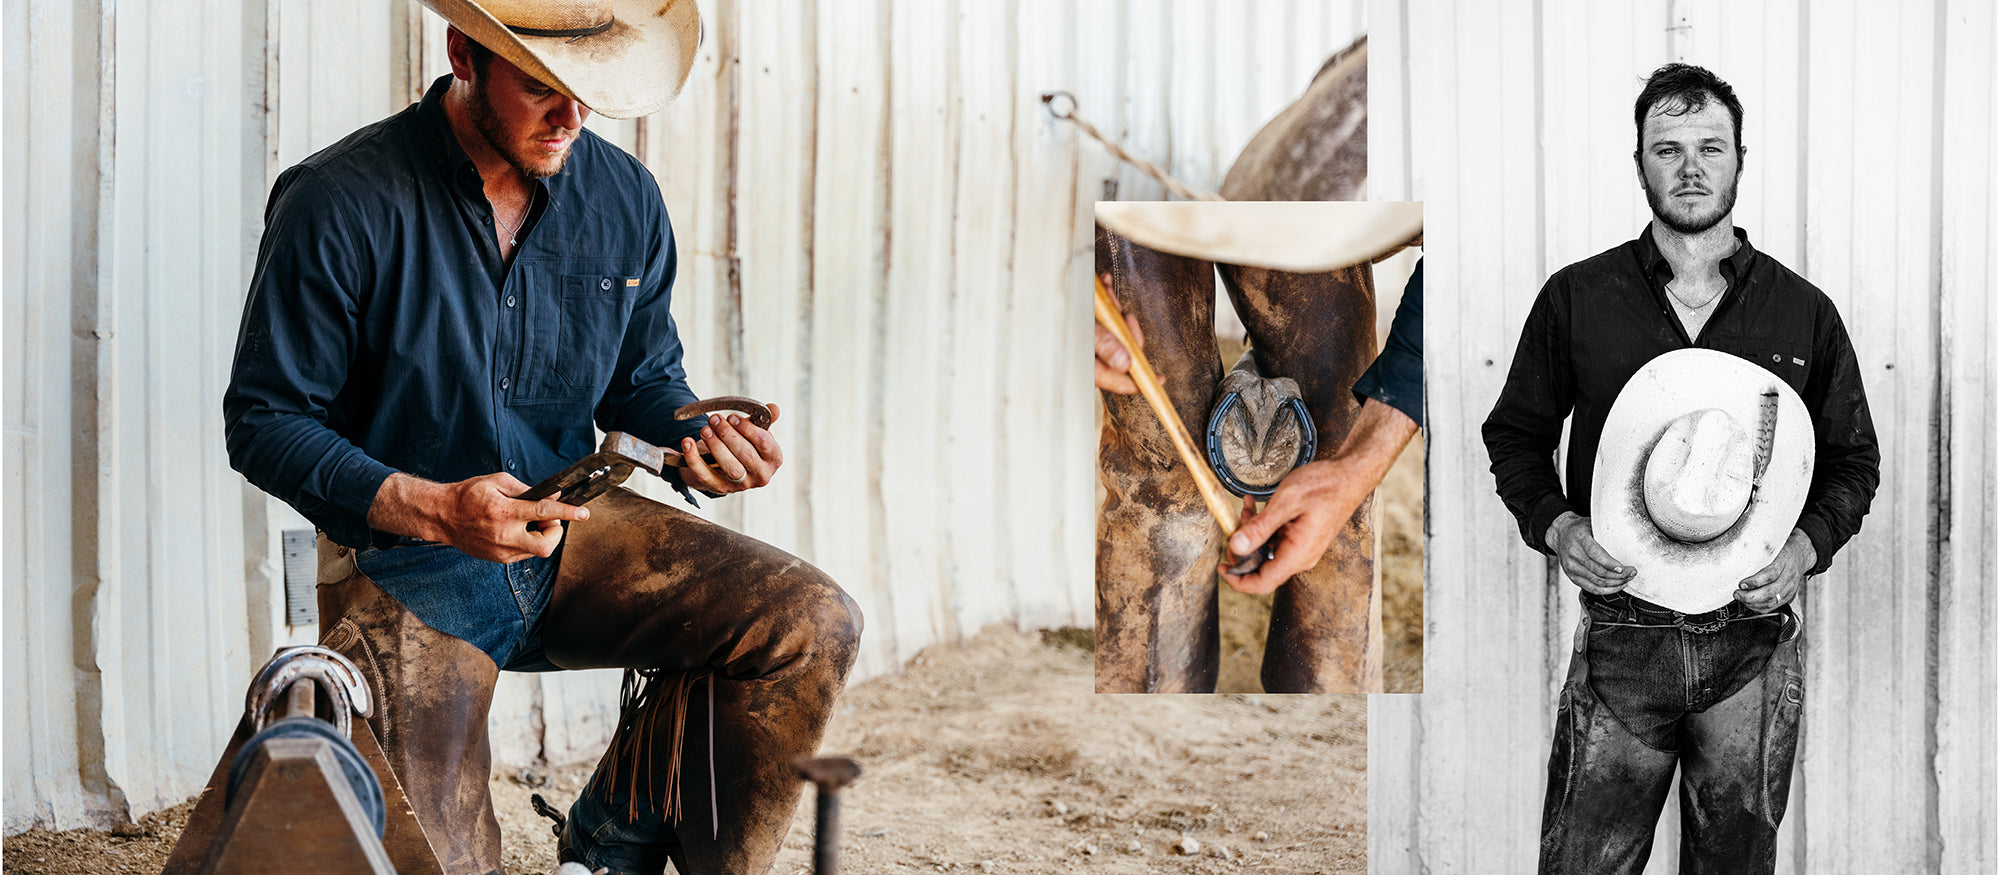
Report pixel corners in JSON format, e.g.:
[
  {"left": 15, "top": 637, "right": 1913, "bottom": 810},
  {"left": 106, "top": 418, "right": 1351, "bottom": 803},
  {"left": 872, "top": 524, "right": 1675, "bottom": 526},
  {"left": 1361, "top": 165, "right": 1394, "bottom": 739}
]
[{"left": 1633, "top": 63, "right": 1744, "bottom": 154}]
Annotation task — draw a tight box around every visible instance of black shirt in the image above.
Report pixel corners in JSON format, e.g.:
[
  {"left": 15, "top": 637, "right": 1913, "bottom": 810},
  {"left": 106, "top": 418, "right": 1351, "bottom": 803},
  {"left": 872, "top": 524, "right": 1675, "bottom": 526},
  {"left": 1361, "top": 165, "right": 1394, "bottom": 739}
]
[
  {"left": 1353, "top": 258, "right": 1423, "bottom": 427},
  {"left": 1482, "top": 225, "right": 1878, "bottom": 575},
  {"left": 224, "top": 76, "right": 706, "bottom": 548}
]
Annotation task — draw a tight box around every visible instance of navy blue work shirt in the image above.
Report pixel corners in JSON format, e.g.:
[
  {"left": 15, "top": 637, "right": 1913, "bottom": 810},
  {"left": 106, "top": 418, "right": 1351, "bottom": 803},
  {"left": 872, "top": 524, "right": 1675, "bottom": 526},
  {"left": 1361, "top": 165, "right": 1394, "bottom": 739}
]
[
  {"left": 1352, "top": 258, "right": 1423, "bottom": 427},
  {"left": 224, "top": 75, "right": 707, "bottom": 548}
]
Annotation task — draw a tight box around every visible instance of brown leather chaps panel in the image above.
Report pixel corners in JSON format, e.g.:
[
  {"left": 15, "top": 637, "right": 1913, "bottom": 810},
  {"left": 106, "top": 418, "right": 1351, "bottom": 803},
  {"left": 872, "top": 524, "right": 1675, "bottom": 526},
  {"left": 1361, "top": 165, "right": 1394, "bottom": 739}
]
[
  {"left": 1095, "top": 229, "right": 1382, "bottom": 694},
  {"left": 1220, "top": 263, "right": 1382, "bottom": 693},
  {"left": 1095, "top": 231, "right": 1227, "bottom": 693},
  {"left": 316, "top": 538, "right": 505, "bottom": 875},
  {"left": 541, "top": 487, "right": 864, "bottom": 874}
]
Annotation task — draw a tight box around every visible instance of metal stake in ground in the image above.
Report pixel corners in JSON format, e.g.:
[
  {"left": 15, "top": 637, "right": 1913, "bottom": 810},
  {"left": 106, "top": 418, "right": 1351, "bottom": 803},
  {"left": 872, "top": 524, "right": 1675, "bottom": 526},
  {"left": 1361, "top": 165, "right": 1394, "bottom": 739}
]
[{"left": 794, "top": 756, "right": 862, "bottom": 875}]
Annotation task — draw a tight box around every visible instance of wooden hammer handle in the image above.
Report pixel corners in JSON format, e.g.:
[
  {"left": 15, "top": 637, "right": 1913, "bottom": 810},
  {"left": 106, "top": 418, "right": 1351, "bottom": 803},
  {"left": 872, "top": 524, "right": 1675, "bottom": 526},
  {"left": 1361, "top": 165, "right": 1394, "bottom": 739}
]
[{"left": 1094, "top": 276, "right": 1242, "bottom": 535}]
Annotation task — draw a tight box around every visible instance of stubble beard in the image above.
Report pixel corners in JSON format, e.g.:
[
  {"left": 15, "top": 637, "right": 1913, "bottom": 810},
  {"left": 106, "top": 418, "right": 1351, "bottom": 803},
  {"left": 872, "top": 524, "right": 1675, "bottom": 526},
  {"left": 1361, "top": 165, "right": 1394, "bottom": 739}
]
[
  {"left": 1644, "top": 170, "right": 1740, "bottom": 235},
  {"left": 467, "top": 75, "right": 571, "bottom": 180}
]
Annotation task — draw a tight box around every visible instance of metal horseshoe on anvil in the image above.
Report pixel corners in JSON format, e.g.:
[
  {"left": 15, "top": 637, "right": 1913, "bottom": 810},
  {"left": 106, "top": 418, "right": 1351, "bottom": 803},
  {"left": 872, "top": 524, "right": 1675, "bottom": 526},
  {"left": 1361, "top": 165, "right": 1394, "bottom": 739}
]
[
  {"left": 163, "top": 647, "right": 409, "bottom": 874},
  {"left": 517, "top": 396, "right": 776, "bottom": 506}
]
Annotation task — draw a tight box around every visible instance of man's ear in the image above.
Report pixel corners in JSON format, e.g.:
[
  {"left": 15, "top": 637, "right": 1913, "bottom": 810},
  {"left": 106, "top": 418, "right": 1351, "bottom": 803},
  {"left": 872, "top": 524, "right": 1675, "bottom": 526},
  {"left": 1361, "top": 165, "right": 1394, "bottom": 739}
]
[{"left": 444, "top": 26, "right": 476, "bottom": 83}]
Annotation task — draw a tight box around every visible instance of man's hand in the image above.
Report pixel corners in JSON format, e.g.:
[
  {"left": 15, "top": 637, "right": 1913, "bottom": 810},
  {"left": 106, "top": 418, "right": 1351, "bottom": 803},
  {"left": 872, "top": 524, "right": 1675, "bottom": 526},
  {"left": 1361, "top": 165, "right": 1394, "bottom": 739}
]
[
  {"left": 1094, "top": 274, "right": 1148, "bottom": 395},
  {"left": 367, "top": 471, "right": 589, "bottom": 564},
  {"left": 679, "top": 403, "right": 785, "bottom": 495},
  {"left": 1734, "top": 528, "right": 1815, "bottom": 613},
  {"left": 1218, "top": 462, "right": 1358, "bottom": 595},
  {"left": 1546, "top": 511, "right": 1636, "bottom": 594},
  {"left": 1218, "top": 398, "right": 1419, "bottom": 595}
]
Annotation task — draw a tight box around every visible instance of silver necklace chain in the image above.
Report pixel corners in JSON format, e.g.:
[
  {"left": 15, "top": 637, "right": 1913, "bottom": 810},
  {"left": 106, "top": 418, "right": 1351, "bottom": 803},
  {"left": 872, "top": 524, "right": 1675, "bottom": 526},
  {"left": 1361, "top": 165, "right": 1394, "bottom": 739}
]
[
  {"left": 1668, "top": 278, "right": 1723, "bottom": 311},
  {"left": 496, "top": 190, "right": 534, "bottom": 247}
]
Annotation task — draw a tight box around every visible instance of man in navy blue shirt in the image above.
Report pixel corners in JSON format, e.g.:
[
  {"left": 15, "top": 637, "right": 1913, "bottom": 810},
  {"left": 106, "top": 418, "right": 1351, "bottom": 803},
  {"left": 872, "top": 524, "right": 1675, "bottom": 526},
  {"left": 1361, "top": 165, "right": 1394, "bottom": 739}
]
[{"left": 223, "top": 4, "right": 859, "bottom": 873}]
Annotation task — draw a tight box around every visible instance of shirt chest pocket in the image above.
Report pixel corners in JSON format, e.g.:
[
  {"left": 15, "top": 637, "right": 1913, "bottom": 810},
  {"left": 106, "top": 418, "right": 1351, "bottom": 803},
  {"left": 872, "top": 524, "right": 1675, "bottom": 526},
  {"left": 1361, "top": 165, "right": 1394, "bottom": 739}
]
[
  {"left": 1711, "top": 335, "right": 1811, "bottom": 396},
  {"left": 516, "top": 271, "right": 640, "bottom": 403}
]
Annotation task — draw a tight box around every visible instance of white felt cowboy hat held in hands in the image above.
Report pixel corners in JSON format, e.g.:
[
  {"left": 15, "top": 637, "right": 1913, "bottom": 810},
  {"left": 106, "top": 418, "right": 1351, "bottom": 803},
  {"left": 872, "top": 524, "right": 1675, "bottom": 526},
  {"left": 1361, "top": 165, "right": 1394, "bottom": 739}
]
[
  {"left": 1589, "top": 349, "right": 1815, "bottom": 614},
  {"left": 420, "top": 0, "right": 702, "bottom": 119}
]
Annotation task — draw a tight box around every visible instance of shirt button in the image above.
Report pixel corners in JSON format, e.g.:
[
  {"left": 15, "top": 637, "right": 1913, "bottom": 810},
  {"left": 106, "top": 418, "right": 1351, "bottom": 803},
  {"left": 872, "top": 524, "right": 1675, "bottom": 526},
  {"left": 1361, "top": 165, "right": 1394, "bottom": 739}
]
[
  {"left": 507, "top": 459, "right": 517, "bottom": 471},
  {"left": 506, "top": 295, "right": 517, "bottom": 308},
  {"left": 1771, "top": 354, "right": 1781, "bottom": 363},
  {"left": 600, "top": 278, "right": 612, "bottom": 291},
  {"left": 500, "top": 377, "right": 512, "bottom": 390},
  {"left": 482, "top": 216, "right": 491, "bottom": 225}
]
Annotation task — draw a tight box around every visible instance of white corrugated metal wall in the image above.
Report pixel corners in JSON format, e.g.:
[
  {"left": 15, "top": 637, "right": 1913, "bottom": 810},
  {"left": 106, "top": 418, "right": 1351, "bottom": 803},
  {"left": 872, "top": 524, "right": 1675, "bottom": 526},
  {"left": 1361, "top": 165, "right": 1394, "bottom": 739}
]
[
  {"left": 1368, "top": 0, "right": 1995, "bottom": 872},
  {"left": 2, "top": 0, "right": 1363, "bottom": 834}
]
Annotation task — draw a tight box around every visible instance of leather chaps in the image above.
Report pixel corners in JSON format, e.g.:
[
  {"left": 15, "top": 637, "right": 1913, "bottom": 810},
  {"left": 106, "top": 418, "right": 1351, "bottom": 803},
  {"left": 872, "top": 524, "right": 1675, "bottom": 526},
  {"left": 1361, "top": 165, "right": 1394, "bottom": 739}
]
[{"left": 316, "top": 486, "right": 862, "bottom": 874}]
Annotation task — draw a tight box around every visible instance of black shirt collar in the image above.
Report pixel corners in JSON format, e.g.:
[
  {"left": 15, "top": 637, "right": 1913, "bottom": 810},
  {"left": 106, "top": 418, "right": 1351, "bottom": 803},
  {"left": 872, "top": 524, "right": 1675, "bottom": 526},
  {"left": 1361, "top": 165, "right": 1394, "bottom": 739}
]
[{"left": 1635, "top": 222, "right": 1757, "bottom": 285}]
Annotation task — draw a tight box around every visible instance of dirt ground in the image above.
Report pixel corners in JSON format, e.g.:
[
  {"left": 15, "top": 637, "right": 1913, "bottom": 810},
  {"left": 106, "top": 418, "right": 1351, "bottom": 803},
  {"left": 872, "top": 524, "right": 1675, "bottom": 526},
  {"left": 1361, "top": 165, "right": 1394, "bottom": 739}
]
[{"left": 3, "top": 627, "right": 1367, "bottom": 874}]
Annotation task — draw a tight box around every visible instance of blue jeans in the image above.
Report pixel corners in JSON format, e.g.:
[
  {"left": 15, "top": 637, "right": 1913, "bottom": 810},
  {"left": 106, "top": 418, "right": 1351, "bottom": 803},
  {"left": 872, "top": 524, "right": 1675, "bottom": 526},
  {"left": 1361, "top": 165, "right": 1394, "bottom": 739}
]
[
  {"left": 355, "top": 541, "right": 564, "bottom": 672},
  {"left": 1539, "top": 592, "right": 1804, "bottom": 875}
]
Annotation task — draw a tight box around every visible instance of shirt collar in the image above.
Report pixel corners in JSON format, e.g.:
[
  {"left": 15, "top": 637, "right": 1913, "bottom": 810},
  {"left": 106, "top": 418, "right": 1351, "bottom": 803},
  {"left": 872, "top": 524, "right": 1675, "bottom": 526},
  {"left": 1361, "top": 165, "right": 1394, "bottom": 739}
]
[
  {"left": 413, "top": 74, "right": 576, "bottom": 209},
  {"left": 1636, "top": 222, "right": 1757, "bottom": 284}
]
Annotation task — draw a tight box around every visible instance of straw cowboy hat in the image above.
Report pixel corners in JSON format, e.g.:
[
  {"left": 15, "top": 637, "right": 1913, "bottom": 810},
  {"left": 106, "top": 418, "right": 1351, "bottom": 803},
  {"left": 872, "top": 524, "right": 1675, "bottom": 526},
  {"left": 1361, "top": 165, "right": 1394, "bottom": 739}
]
[
  {"left": 1094, "top": 201, "right": 1422, "bottom": 272},
  {"left": 420, "top": 0, "right": 702, "bottom": 119},
  {"left": 1590, "top": 349, "right": 1815, "bottom": 614}
]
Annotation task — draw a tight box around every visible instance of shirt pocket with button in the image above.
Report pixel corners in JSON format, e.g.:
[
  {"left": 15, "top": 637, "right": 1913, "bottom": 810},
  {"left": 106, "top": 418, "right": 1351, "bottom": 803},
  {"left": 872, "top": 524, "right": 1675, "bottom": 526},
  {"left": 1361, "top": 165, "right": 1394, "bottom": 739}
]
[
  {"left": 1709, "top": 334, "right": 1811, "bottom": 397},
  {"left": 511, "top": 261, "right": 640, "bottom": 404},
  {"left": 552, "top": 272, "right": 641, "bottom": 391}
]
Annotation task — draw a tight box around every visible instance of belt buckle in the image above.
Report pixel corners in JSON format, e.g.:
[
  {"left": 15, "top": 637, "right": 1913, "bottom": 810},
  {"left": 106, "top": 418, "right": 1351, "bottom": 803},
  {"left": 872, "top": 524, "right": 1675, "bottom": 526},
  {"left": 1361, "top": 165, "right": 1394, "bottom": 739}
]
[{"left": 1675, "top": 610, "right": 1730, "bottom": 634}]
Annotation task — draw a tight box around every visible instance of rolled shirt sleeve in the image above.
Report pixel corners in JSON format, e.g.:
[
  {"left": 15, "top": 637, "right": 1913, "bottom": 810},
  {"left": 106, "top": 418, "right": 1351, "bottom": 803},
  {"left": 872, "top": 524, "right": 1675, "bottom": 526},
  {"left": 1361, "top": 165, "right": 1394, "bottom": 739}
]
[{"left": 1353, "top": 258, "right": 1425, "bottom": 428}]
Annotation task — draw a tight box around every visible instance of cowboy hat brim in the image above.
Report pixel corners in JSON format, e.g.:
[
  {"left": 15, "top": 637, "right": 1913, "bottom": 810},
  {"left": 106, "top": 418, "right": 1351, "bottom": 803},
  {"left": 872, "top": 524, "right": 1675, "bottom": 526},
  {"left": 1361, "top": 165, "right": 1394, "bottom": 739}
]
[
  {"left": 420, "top": 0, "right": 701, "bottom": 119},
  {"left": 1094, "top": 201, "right": 1422, "bottom": 272},
  {"left": 1590, "top": 349, "right": 1815, "bottom": 613}
]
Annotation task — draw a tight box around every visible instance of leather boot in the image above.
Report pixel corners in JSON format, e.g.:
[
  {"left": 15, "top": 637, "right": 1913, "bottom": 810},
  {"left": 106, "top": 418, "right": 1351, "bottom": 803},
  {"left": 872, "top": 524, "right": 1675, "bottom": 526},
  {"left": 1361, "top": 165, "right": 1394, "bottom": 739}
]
[
  {"left": 540, "top": 487, "right": 862, "bottom": 874},
  {"left": 316, "top": 537, "right": 505, "bottom": 875},
  {"left": 1219, "top": 262, "right": 1383, "bottom": 692},
  {"left": 1094, "top": 228, "right": 1228, "bottom": 693}
]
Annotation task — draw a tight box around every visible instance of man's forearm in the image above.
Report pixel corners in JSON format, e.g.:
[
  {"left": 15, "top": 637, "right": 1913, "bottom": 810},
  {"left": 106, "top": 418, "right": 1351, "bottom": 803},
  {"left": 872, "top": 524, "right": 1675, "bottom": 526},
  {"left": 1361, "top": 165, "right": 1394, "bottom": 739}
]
[
  {"left": 1336, "top": 398, "right": 1420, "bottom": 491},
  {"left": 367, "top": 472, "right": 443, "bottom": 542}
]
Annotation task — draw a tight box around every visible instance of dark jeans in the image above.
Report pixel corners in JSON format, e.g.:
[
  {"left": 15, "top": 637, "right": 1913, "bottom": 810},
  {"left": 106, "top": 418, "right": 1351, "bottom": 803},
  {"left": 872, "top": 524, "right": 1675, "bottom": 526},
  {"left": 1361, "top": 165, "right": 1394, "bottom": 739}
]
[{"left": 1540, "top": 592, "right": 1804, "bottom": 875}]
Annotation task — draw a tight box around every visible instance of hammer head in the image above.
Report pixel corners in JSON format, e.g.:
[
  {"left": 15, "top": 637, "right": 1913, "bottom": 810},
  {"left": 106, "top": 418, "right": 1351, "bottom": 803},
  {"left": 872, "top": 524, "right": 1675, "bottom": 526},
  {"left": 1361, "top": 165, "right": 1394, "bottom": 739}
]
[
  {"left": 598, "top": 432, "right": 668, "bottom": 476},
  {"left": 792, "top": 756, "right": 863, "bottom": 791}
]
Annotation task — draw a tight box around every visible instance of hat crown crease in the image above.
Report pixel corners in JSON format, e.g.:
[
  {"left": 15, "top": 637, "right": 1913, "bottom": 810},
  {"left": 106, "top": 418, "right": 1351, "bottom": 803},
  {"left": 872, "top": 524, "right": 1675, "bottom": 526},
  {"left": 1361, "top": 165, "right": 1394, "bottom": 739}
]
[
  {"left": 1644, "top": 408, "right": 1754, "bottom": 543},
  {"left": 486, "top": 0, "right": 613, "bottom": 33}
]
